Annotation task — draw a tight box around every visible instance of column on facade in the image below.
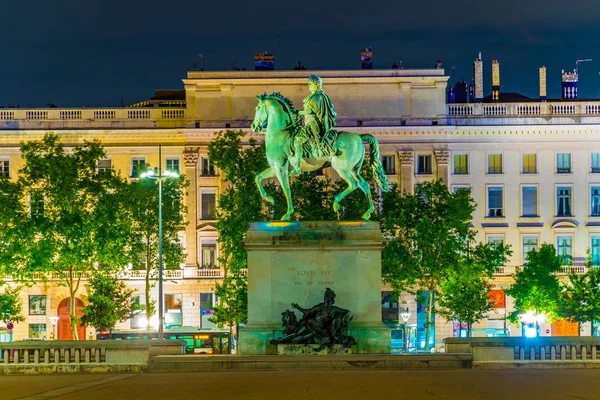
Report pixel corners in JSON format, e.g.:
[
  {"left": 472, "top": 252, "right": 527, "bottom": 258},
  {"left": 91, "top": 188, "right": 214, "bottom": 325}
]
[
  {"left": 434, "top": 150, "right": 449, "bottom": 185},
  {"left": 183, "top": 148, "right": 199, "bottom": 267},
  {"left": 398, "top": 151, "right": 414, "bottom": 194}
]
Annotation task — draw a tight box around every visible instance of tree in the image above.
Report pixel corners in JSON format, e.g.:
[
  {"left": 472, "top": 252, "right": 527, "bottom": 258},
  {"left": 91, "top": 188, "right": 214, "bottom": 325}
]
[
  {"left": 559, "top": 255, "right": 600, "bottom": 336},
  {"left": 382, "top": 181, "right": 479, "bottom": 350},
  {"left": 126, "top": 174, "right": 187, "bottom": 326},
  {"left": 207, "top": 130, "right": 267, "bottom": 335},
  {"left": 506, "top": 244, "right": 562, "bottom": 334},
  {"left": 0, "top": 133, "right": 132, "bottom": 339},
  {"left": 81, "top": 274, "right": 136, "bottom": 336},
  {"left": 0, "top": 286, "right": 25, "bottom": 325}
]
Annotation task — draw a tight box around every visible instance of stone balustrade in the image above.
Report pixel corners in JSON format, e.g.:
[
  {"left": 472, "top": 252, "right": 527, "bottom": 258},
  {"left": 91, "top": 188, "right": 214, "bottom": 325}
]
[
  {"left": 447, "top": 101, "right": 600, "bottom": 125},
  {"left": 444, "top": 337, "right": 600, "bottom": 365},
  {"left": 493, "top": 264, "right": 588, "bottom": 276},
  {"left": 1, "top": 268, "right": 247, "bottom": 282},
  {"left": 0, "top": 107, "right": 186, "bottom": 129},
  {"left": 0, "top": 340, "right": 184, "bottom": 371}
]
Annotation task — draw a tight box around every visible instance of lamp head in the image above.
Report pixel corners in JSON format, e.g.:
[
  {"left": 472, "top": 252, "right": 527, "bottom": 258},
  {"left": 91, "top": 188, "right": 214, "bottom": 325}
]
[{"left": 140, "top": 170, "right": 156, "bottom": 178}]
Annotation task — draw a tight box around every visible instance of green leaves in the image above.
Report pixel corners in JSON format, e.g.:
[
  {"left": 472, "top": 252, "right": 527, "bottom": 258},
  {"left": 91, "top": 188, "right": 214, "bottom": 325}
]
[
  {"left": 506, "top": 244, "right": 562, "bottom": 323},
  {"left": 81, "top": 274, "right": 135, "bottom": 332},
  {"left": 0, "top": 286, "right": 25, "bottom": 325},
  {"left": 559, "top": 255, "right": 600, "bottom": 334}
]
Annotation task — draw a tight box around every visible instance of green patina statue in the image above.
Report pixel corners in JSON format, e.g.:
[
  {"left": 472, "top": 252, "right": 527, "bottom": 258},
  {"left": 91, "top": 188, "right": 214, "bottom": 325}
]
[{"left": 251, "top": 75, "right": 390, "bottom": 221}]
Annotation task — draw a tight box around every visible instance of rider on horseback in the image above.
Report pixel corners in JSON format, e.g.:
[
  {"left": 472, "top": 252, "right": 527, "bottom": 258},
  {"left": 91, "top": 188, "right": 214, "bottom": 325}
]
[{"left": 290, "top": 75, "right": 337, "bottom": 176}]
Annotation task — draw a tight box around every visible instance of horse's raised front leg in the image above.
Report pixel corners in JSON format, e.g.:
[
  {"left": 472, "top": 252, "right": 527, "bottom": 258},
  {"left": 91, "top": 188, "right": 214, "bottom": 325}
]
[
  {"left": 255, "top": 167, "right": 276, "bottom": 204},
  {"left": 274, "top": 165, "right": 294, "bottom": 220}
]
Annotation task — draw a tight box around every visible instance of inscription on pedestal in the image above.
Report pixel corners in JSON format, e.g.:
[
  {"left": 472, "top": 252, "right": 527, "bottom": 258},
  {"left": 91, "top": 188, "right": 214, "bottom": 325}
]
[{"left": 295, "top": 270, "right": 334, "bottom": 286}]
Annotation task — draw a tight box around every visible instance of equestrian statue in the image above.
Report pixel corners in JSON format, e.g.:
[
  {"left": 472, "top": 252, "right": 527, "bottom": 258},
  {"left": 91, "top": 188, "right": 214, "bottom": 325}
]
[{"left": 251, "top": 75, "right": 390, "bottom": 220}]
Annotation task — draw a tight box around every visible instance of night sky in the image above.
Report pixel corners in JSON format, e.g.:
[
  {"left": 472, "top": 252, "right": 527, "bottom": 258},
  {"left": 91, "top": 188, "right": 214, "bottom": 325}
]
[{"left": 2, "top": 0, "right": 600, "bottom": 107}]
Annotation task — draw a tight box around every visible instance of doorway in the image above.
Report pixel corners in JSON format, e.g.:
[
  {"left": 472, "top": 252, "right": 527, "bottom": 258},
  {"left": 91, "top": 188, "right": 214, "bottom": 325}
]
[{"left": 57, "top": 297, "right": 85, "bottom": 340}]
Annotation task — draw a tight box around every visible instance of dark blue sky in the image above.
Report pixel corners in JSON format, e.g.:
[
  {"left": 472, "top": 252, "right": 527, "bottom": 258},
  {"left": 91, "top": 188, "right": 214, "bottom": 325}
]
[{"left": 2, "top": 0, "right": 600, "bottom": 107}]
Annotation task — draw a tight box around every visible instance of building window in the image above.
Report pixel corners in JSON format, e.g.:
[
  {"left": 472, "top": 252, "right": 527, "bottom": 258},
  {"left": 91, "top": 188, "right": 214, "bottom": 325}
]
[
  {"left": 592, "top": 187, "right": 600, "bottom": 216},
  {"left": 592, "top": 236, "right": 600, "bottom": 266},
  {"left": 166, "top": 158, "right": 180, "bottom": 175},
  {"left": 382, "top": 155, "right": 396, "bottom": 175},
  {"left": 201, "top": 242, "right": 217, "bottom": 269},
  {"left": 557, "top": 236, "right": 572, "bottom": 264},
  {"left": 417, "top": 155, "right": 432, "bottom": 175},
  {"left": 201, "top": 158, "right": 216, "bottom": 176},
  {"left": 452, "top": 185, "right": 470, "bottom": 194},
  {"left": 556, "top": 186, "right": 572, "bottom": 217},
  {"left": 29, "top": 191, "right": 44, "bottom": 220},
  {"left": 557, "top": 153, "right": 571, "bottom": 174},
  {"left": 29, "top": 295, "right": 46, "bottom": 315},
  {"left": 523, "top": 153, "right": 537, "bottom": 174},
  {"left": 200, "top": 292, "right": 216, "bottom": 329},
  {"left": 0, "top": 160, "right": 10, "bottom": 177},
  {"left": 488, "top": 154, "right": 503, "bottom": 174},
  {"left": 201, "top": 192, "right": 216, "bottom": 220},
  {"left": 522, "top": 186, "right": 538, "bottom": 217},
  {"left": 453, "top": 154, "right": 468, "bottom": 175},
  {"left": 131, "top": 158, "right": 146, "bottom": 178},
  {"left": 592, "top": 153, "right": 600, "bottom": 173},
  {"left": 29, "top": 324, "right": 47, "bottom": 339},
  {"left": 487, "top": 187, "right": 503, "bottom": 217},
  {"left": 522, "top": 236, "right": 538, "bottom": 265},
  {"left": 97, "top": 159, "right": 112, "bottom": 174},
  {"left": 164, "top": 294, "right": 183, "bottom": 328},
  {"left": 487, "top": 236, "right": 504, "bottom": 246}
]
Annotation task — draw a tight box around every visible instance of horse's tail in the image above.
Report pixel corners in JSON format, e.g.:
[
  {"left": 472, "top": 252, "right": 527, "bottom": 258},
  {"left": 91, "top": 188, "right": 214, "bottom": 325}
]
[{"left": 360, "top": 134, "right": 390, "bottom": 192}]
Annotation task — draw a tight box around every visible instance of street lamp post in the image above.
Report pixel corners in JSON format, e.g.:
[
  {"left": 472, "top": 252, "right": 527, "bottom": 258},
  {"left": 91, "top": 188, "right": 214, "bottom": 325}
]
[
  {"left": 49, "top": 316, "right": 59, "bottom": 340},
  {"left": 140, "top": 145, "right": 179, "bottom": 341},
  {"left": 400, "top": 308, "right": 411, "bottom": 354}
]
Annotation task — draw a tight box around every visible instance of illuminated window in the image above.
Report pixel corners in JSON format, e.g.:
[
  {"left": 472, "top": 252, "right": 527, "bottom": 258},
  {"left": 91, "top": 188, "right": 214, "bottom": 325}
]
[
  {"left": 557, "top": 236, "right": 572, "bottom": 264},
  {"left": 592, "top": 236, "right": 600, "bottom": 266},
  {"left": 131, "top": 158, "right": 146, "bottom": 178},
  {"left": 487, "top": 187, "right": 503, "bottom": 217},
  {"left": 166, "top": 158, "right": 180, "bottom": 174},
  {"left": 201, "top": 158, "right": 216, "bottom": 176},
  {"left": 522, "top": 186, "right": 538, "bottom": 217},
  {"left": 488, "top": 154, "right": 502, "bottom": 174},
  {"left": 0, "top": 160, "right": 9, "bottom": 177},
  {"left": 417, "top": 155, "right": 432, "bottom": 175},
  {"left": 592, "top": 187, "right": 600, "bottom": 216},
  {"left": 522, "top": 154, "right": 537, "bottom": 174},
  {"left": 522, "top": 236, "right": 538, "bottom": 265},
  {"left": 201, "top": 242, "right": 217, "bottom": 269},
  {"left": 97, "top": 159, "right": 111, "bottom": 174},
  {"left": 29, "top": 295, "right": 46, "bottom": 315},
  {"left": 592, "top": 153, "right": 600, "bottom": 173},
  {"left": 557, "top": 187, "right": 572, "bottom": 217},
  {"left": 557, "top": 153, "right": 571, "bottom": 174},
  {"left": 454, "top": 154, "right": 468, "bottom": 175},
  {"left": 201, "top": 191, "right": 216, "bottom": 220},
  {"left": 382, "top": 155, "right": 396, "bottom": 175}
]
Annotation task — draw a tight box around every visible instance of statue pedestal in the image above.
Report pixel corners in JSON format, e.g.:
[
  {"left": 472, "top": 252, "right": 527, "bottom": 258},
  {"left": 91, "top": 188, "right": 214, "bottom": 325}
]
[{"left": 238, "top": 221, "right": 391, "bottom": 355}]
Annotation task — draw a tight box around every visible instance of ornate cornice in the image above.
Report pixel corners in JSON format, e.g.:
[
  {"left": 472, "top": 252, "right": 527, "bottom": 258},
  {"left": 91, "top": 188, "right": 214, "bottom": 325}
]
[
  {"left": 434, "top": 150, "right": 449, "bottom": 165},
  {"left": 398, "top": 151, "right": 414, "bottom": 165}
]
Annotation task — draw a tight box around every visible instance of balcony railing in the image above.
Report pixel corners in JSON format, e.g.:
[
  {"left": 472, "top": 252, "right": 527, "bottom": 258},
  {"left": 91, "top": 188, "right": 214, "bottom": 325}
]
[
  {"left": 494, "top": 263, "right": 590, "bottom": 276},
  {"left": 0, "top": 107, "right": 186, "bottom": 129},
  {"left": 447, "top": 101, "right": 600, "bottom": 121}
]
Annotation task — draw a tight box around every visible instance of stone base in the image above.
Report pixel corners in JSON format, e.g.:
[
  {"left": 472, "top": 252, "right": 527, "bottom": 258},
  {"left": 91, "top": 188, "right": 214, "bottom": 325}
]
[
  {"left": 277, "top": 344, "right": 353, "bottom": 355},
  {"left": 350, "top": 323, "right": 391, "bottom": 354},
  {"left": 238, "top": 325, "right": 277, "bottom": 355}
]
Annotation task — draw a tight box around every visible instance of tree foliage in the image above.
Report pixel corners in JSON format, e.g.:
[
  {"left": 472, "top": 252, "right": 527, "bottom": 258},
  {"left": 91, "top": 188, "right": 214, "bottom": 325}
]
[
  {"left": 506, "top": 244, "right": 562, "bottom": 326},
  {"left": 0, "top": 133, "right": 132, "bottom": 339},
  {"left": 81, "top": 274, "right": 136, "bottom": 333},
  {"left": 0, "top": 286, "right": 25, "bottom": 325},
  {"left": 559, "top": 255, "right": 600, "bottom": 336},
  {"left": 382, "top": 181, "right": 510, "bottom": 348}
]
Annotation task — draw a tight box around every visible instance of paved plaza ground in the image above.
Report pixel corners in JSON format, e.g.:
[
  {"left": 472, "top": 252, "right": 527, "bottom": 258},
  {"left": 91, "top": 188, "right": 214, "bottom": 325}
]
[{"left": 2, "top": 370, "right": 600, "bottom": 400}]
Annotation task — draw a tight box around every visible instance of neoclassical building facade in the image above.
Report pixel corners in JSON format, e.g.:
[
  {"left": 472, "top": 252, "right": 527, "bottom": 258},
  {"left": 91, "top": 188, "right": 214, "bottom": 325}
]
[{"left": 2, "top": 69, "right": 600, "bottom": 348}]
